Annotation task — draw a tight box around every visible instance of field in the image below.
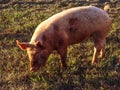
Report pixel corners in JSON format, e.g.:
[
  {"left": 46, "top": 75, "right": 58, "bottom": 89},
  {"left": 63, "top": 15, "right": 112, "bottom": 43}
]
[{"left": 0, "top": 0, "right": 120, "bottom": 90}]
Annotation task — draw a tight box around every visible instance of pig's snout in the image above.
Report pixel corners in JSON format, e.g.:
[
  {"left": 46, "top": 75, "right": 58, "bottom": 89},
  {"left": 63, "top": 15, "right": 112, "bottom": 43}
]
[{"left": 30, "top": 66, "right": 39, "bottom": 71}]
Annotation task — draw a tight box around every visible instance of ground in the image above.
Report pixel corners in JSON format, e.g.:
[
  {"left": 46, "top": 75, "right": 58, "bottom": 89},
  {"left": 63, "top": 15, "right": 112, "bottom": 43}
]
[{"left": 0, "top": 0, "right": 120, "bottom": 90}]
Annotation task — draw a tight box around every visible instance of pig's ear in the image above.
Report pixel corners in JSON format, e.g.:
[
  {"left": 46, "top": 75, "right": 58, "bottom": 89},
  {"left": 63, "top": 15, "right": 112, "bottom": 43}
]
[
  {"left": 16, "top": 40, "right": 30, "bottom": 51},
  {"left": 35, "top": 41, "right": 44, "bottom": 48}
]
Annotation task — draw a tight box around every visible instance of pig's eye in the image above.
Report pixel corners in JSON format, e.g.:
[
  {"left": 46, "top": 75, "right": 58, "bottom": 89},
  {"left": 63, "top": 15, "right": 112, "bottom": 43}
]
[
  {"left": 38, "top": 44, "right": 44, "bottom": 49},
  {"left": 33, "top": 60, "right": 38, "bottom": 66},
  {"left": 37, "top": 46, "right": 45, "bottom": 50},
  {"left": 36, "top": 42, "right": 45, "bottom": 49}
]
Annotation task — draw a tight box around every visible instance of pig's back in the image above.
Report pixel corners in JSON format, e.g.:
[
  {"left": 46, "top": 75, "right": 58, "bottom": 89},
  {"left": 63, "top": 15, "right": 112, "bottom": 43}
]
[
  {"left": 48, "top": 6, "right": 111, "bottom": 44},
  {"left": 44, "top": 6, "right": 110, "bottom": 25},
  {"left": 31, "top": 6, "right": 111, "bottom": 44}
]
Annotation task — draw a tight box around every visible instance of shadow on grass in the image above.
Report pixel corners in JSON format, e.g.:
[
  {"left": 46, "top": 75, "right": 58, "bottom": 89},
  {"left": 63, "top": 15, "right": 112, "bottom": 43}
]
[
  {"left": 0, "top": 30, "right": 32, "bottom": 49},
  {"left": 4, "top": 61, "right": 119, "bottom": 90},
  {"left": 0, "top": 30, "right": 32, "bottom": 41},
  {"left": 87, "top": 74, "right": 120, "bottom": 89}
]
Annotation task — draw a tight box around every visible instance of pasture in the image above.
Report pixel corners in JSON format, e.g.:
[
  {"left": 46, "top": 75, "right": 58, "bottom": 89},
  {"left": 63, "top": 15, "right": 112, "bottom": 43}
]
[{"left": 0, "top": 0, "right": 120, "bottom": 89}]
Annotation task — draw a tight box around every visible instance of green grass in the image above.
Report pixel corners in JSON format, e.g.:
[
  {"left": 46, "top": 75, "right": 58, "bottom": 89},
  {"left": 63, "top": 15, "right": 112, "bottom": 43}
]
[{"left": 0, "top": 1, "right": 120, "bottom": 90}]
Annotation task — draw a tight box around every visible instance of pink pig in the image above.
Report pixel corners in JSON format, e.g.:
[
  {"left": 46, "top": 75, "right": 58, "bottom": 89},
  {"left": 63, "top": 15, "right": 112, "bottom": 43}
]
[{"left": 16, "top": 6, "right": 111, "bottom": 71}]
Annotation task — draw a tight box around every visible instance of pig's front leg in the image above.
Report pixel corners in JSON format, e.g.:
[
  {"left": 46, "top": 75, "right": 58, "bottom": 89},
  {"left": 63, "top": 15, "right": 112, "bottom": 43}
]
[{"left": 57, "top": 46, "right": 67, "bottom": 68}]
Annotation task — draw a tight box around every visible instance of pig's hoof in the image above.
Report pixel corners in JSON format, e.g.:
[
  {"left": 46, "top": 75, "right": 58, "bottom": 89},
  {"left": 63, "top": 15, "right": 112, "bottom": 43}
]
[
  {"left": 91, "top": 62, "right": 94, "bottom": 65},
  {"left": 91, "top": 60, "right": 96, "bottom": 65},
  {"left": 61, "top": 64, "right": 67, "bottom": 69},
  {"left": 91, "top": 61, "right": 94, "bottom": 65}
]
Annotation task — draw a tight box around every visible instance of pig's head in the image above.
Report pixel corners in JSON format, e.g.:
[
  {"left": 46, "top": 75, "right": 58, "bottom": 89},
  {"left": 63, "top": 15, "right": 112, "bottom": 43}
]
[{"left": 16, "top": 40, "right": 50, "bottom": 71}]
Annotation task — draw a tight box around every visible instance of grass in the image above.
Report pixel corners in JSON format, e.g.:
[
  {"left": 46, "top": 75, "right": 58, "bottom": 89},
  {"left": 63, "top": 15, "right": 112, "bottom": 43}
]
[{"left": 0, "top": 0, "right": 120, "bottom": 90}]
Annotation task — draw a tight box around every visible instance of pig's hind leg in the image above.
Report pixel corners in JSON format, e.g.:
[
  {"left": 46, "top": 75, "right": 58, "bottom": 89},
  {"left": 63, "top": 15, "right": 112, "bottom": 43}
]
[{"left": 91, "top": 32, "right": 106, "bottom": 64}]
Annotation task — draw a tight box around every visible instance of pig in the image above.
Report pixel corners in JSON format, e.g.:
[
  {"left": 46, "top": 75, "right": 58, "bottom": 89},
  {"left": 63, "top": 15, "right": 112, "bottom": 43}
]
[{"left": 16, "top": 6, "right": 111, "bottom": 71}]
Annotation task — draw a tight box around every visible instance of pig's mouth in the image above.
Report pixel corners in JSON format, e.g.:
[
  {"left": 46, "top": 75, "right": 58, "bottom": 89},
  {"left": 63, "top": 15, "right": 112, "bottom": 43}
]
[
  {"left": 30, "top": 62, "right": 46, "bottom": 71},
  {"left": 30, "top": 58, "right": 47, "bottom": 71},
  {"left": 30, "top": 63, "right": 41, "bottom": 71},
  {"left": 30, "top": 66, "right": 40, "bottom": 71}
]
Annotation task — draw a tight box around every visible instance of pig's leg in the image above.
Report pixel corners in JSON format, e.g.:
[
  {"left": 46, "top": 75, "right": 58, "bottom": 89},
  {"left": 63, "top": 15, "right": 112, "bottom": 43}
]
[
  {"left": 57, "top": 46, "right": 67, "bottom": 68},
  {"left": 99, "top": 41, "right": 106, "bottom": 58},
  {"left": 92, "top": 33, "right": 106, "bottom": 64}
]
